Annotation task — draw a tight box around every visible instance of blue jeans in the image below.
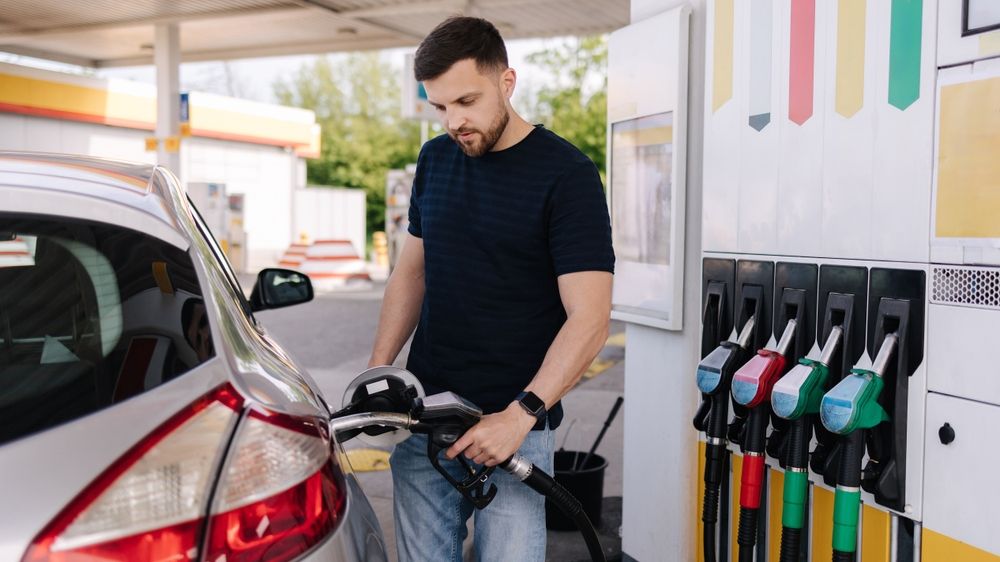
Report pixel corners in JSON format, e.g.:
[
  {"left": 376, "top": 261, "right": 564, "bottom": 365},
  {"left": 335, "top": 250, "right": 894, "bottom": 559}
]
[{"left": 389, "top": 428, "right": 555, "bottom": 562}]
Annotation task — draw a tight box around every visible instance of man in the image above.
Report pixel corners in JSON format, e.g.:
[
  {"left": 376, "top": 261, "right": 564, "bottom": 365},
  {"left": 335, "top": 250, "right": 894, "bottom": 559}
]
[{"left": 367, "top": 16, "right": 614, "bottom": 562}]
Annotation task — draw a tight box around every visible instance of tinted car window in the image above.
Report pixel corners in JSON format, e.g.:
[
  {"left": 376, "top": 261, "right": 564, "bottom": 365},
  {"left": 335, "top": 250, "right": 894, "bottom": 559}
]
[{"left": 0, "top": 214, "right": 214, "bottom": 445}]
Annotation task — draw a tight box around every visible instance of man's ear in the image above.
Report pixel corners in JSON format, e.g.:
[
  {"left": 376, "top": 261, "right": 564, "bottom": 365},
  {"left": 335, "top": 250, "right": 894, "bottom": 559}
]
[{"left": 499, "top": 67, "right": 517, "bottom": 99}]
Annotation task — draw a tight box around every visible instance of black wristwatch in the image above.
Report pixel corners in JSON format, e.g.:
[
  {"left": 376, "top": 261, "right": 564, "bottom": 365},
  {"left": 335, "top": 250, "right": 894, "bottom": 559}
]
[{"left": 516, "top": 391, "right": 547, "bottom": 421}]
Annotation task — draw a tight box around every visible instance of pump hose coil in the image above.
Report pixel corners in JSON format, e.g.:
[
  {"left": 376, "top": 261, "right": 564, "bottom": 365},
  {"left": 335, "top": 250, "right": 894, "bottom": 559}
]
[
  {"left": 703, "top": 485, "right": 720, "bottom": 562},
  {"left": 779, "top": 526, "right": 803, "bottom": 562},
  {"left": 737, "top": 507, "right": 758, "bottom": 562}
]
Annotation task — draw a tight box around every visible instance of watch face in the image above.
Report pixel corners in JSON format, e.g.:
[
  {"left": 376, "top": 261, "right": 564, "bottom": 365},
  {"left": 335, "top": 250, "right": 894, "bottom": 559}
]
[{"left": 519, "top": 392, "right": 545, "bottom": 416}]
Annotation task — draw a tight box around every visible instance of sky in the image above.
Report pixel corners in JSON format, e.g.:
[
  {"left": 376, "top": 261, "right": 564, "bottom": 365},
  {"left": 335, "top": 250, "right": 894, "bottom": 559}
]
[{"left": 70, "top": 37, "right": 562, "bottom": 110}]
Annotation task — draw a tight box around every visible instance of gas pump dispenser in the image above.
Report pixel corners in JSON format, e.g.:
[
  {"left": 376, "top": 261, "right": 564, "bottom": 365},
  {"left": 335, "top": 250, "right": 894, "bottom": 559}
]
[
  {"left": 820, "top": 331, "right": 898, "bottom": 562},
  {"left": 696, "top": 316, "right": 755, "bottom": 562},
  {"left": 730, "top": 318, "right": 798, "bottom": 562}
]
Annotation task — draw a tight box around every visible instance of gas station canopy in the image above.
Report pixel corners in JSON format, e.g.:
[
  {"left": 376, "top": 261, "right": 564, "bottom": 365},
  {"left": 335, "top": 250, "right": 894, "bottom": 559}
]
[{"left": 0, "top": 0, "right": 629, "bottom": 67}]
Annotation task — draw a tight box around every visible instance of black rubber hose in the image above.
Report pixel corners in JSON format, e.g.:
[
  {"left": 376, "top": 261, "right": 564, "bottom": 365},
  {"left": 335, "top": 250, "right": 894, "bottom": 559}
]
[
  {"left": 839, "top": 431, "right": 864, "bottom": 488},
  {"left": 737, "top": 507, "right": 758, "bottom": 562},
  {"left": 832, "top": 551, "right": 856, "bottom": 562},
  {"left": 703, "top": 485, "right": 720, "bottom": 562},
  {"left": 780, "top": 526, "right": 803, "bottom": 562},
  {"left": 520, "top": 465, "right": 606, "bottom": 562}
]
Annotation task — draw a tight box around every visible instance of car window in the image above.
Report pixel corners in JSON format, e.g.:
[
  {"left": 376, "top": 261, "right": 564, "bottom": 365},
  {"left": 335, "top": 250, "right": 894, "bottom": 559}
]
[
  {"left": 186, "top": 198, "right": 255, "bottom": 321},
  {"left": 0, "top": 214, "right": 215, "bottom": 445}
]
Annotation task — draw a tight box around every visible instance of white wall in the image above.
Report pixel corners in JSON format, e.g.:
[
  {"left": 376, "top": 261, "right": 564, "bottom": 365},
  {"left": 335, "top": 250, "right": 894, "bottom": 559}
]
[
  {"left": 616, "top": 1, "right": 707, "bottom": 561},
  {"left": 294, "top": 187, "right": 367, "bottom": 259},
  {"left": 0, "top": 113, "right": 302, "bottom": 272}
]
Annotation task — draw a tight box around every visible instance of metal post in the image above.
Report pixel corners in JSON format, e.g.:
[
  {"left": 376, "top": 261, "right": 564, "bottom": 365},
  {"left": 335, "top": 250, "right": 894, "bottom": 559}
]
[{"left": 155, "top": 23, "right": 181, "bottom": 176}]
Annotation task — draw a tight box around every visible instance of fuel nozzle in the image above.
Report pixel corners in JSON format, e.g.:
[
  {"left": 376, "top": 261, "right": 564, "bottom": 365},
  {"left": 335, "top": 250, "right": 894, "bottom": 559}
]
[
  {"left": 731, "top": 319, "right": 797, "bottom": 408},
  {"left": 696, "top": 316, "right": 756, "bottom": 396},
  {"left": 771, "top": 326, "right": 844, "bottom": 420},
  {"left": 820, "top": 334, "right": 898, "bottom": 435}
]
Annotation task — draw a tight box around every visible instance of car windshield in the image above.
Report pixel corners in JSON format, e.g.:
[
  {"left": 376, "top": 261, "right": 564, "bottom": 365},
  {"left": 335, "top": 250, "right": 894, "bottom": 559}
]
[{"left": 0, "top": 214, "right": 214, "bottom": 445}]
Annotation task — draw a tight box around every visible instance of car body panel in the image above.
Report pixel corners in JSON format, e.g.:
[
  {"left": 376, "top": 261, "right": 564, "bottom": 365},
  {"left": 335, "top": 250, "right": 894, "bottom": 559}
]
[{"left": 0, "top": 151, "right": 386, "bottom": 562}]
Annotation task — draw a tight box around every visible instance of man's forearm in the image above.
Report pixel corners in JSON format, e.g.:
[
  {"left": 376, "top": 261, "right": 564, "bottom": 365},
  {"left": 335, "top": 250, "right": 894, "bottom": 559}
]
[
  {"left": 368, "top": 269, "right": 425, "bottom": 367},
  {"left": 523, "top": 311, "right": 610, "bottom": 408}
]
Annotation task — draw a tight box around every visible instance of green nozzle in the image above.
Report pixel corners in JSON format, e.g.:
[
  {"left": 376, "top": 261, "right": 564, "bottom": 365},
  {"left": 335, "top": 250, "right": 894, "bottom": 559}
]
[
  {"left": 771, "top": 358, "right": 830, "bottom": 420},
  {"left": 832, "top": 487, "right": 861, "bottom": 552},
  {"left": 781, "top": 471, "right": 810, "bottom": 529},
  {"left": 819, "top": 369, "right": 890, "bottom": 435}
]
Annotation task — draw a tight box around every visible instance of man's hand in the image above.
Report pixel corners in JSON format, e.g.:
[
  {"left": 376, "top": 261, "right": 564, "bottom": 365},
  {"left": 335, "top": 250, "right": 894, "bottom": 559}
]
[{"left": 445, "top": 402, "right": 537, "bottom": 466}]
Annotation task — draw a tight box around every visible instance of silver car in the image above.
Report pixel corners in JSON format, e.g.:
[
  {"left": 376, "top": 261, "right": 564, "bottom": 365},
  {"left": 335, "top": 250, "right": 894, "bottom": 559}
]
[{"left": 0, "top": 152, "right": 388, "bottom": 562}]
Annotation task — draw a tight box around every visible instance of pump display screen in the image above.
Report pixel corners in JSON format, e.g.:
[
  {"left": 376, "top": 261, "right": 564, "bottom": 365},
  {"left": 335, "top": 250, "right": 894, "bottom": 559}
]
[
  {"left": 964, "top": 0, "right": 1000, "bottom": 35},
  {"left": 610, "top": 112, "right": 676, "bottom": 322},
  {"left": 611, "top": 112, "right": 673, "bottom": 267}
]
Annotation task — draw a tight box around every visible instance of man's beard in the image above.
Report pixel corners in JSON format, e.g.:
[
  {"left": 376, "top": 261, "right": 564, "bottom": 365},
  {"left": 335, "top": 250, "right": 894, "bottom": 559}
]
[{"left": 449, "top": 105, "right": 509, "bottom": 158}]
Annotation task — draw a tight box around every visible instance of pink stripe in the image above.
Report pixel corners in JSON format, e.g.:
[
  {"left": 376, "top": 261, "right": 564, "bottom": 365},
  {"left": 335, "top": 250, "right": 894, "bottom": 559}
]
[{"left": 789, "top": 0, "right": 816, "bottom": 125}]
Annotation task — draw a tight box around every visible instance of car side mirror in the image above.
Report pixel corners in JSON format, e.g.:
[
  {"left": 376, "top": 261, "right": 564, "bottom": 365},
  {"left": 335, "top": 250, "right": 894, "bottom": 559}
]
[{"left": 250, "top": 268, "right": 313, "bottom": 312}]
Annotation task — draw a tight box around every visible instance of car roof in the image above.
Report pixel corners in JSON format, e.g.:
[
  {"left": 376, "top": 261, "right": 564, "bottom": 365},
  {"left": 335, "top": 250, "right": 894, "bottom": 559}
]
[{"left": 0, "top": 151, "right": 188, "bottom": 243}]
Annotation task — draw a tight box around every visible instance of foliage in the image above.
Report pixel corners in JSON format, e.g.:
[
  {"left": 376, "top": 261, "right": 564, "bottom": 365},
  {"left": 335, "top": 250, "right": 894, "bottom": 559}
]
[
  {"left": 274, "top": 37, "right": 609, "bottom": 238},
  {"left": 274, "top": 53, "right": 422, "bottom": 234},
  {"left": 524, "top": 35, "right": 608, "bottom": 177}
]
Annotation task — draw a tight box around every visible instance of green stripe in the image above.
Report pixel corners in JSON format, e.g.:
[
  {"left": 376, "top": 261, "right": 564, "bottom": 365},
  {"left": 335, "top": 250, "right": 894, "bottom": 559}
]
[
  {"left": 832, "top": 488, "right": 861, "bottom": 552},
  {"left": 781, "top": 471, "right": 809, "bottom": 529},
  {"left": 888, "top": 0, "right": 922, "bottom": 110}
]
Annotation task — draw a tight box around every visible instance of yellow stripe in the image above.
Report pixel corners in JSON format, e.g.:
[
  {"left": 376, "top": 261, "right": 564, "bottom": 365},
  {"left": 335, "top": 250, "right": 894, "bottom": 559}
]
[
  {"left": 936, "top": 77, "right": 1000, "bottom": 238},
  {"left": 731, "top": 453, "right": 743, "bottom": 562},
  {"left": 152, "top": 261, "right": 174, "bottom": 295},
  {"left": 923, "top": 528, "right": 1000, "bottom": 561},
  {"left": 860, "top": 505, "right": 890, "bottom": 561},
  {"left": 811, "top": 486, "right": 835, "bottom": 561},
  {"left": 768, "top": 469, "right": 784, "bottom": 562},
  {"left": 0, "top": 71, "right": 315, "bottom": 148},
  {"left": 697, "top": 441, "right": 707, "bottom": 562},
  {"left": 191, "top": 104, "right": 315, "bottom": 147},
  {"left": 835, "top": 0, "right": 866, "bottom": 117},
  {"left": 713, "top": 0, "right": 734, "bottom": 111},
  {"left": 0, "top": 72, "right": 153, "bottom": 124}
]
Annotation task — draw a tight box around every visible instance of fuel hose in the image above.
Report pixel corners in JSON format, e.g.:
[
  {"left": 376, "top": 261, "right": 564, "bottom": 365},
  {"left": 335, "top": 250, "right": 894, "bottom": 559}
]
[{"left": 502, "top": 454, "right": 607, "bottom": 562}]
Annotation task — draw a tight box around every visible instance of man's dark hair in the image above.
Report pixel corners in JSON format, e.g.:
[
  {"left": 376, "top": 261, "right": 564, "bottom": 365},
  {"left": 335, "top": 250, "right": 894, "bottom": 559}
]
[{"left": 414, "top": 16, "right": 508, "bottom": 81}]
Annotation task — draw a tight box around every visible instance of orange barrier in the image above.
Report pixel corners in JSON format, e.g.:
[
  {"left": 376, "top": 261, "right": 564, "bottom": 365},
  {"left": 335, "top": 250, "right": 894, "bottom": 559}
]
[{"left": 298, "top": 239, "right": 371, "bottom": 291}]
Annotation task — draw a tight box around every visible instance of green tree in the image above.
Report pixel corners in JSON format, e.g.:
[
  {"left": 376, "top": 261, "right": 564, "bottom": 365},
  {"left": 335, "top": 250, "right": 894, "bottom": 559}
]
[
  {"left": 525, "top": 35, "right": 608, "bottom": 177},
  {"left": 274, "top": 53, "right": 422, "bottom": 236}
]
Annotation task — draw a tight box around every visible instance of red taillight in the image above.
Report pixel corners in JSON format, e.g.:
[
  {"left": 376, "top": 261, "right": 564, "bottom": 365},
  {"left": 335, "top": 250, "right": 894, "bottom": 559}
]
[
  {"left": 202, "top": 409, "right": 346, "bottom": 562},
  {"left": 23, "top": 384, "right": 243, "bottom": 562}
]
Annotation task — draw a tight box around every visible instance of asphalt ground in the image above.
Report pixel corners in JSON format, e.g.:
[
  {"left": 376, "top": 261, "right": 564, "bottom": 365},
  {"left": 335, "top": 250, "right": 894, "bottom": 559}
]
[{"left": 250, "top": 279, "right": 626, "bottom": 562}]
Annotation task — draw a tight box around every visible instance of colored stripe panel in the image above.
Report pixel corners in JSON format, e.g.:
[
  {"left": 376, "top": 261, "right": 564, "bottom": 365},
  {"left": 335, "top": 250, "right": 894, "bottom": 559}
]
[
  {"left": 713, "top": 0, "right": 735, "bottom": 112},
  {"left": 835, "top": 0, "right": 866, "bottom": 118},
  {"left": 697, "top": 441, "right": 707, "bottom": 562},
  {"left": 861, "top": 505, "right": 891, "bottom": 561},
  {"left": 730, "top": 454, "right": 743, "bottom": 562},
  {"left": 749, "top": 0, "right": 773, "bottom": 131},
  {"left": 811, "top": 486, "right": 835, "bottom": 561},
  {"left": 767, "top": 469, "right": 783, "bottom": 562},
  {"left": 936, "top": 77, "right": 1000, "bottom": 238},
  {"left": 923, "top": 528, "right": 1000, "bottom": 561},
  {"left": 888, "top": 0, "right": 922, "bottom": 110},
  {"left": 788, "top": 0, "right": 816, "bottom": 125}
]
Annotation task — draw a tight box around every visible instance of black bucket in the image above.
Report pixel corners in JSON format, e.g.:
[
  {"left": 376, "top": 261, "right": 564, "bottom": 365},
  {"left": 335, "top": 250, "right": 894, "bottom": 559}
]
[{"left": 545, "top": 450, "right": 607, "bottom": 531}]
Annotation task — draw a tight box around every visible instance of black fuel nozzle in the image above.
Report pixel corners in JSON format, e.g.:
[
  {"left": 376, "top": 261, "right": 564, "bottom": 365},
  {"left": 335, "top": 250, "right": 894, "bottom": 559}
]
[{"left": 409, "top": 392, "right": 499, "bottom": 510}]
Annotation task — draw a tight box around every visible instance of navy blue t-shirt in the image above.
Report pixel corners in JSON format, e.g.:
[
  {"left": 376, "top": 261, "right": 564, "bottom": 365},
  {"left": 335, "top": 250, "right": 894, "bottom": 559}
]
[{"left": 406, "top": 126, "right": 615, "bottom": 429}]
